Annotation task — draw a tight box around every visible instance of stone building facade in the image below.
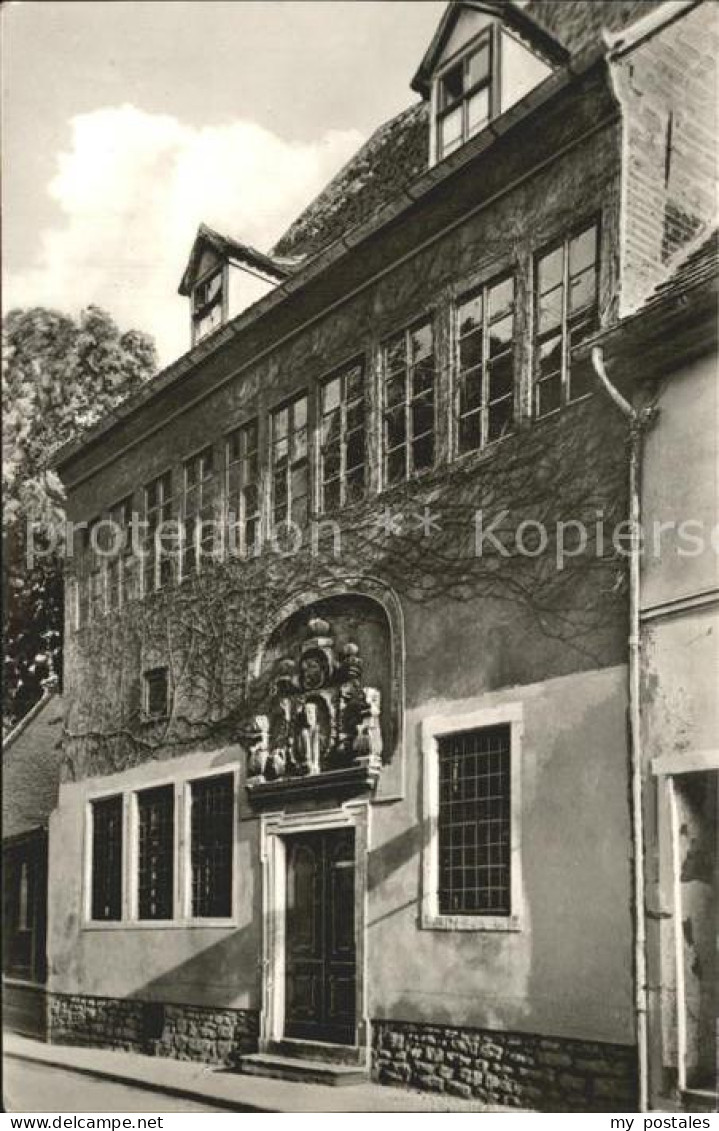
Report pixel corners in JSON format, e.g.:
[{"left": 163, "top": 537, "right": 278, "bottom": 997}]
[{"left": 47, "top": 1, "right": 717, "bottom": 1113}]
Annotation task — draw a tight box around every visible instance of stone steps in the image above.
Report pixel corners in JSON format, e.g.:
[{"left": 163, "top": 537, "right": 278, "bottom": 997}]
[{"left": 240, "top": 1052, "right": 368, "bottom": 1087}]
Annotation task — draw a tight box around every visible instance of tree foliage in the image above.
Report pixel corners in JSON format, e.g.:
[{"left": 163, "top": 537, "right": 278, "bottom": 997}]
[{"left": 3, "top": 305, "right": 157, "bottom": 729}]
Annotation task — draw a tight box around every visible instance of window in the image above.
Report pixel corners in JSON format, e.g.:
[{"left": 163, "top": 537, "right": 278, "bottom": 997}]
[
  {"left": 271, "top": 394, "right": 308, "bottom": 530},
  {"left": 182, "top": 447, "right": 216, "bottom": 575},
  {"left": 456, "top": 274, "right": 515, "bottom": 455},
  {"left": 144, "top": 667, "right": 169, "bottom": 719},
  {"left": 90, "top": 795, "right": 123, "bottom": 921},
  {"left": 84, "top": 519, "right": 106, "bottom": 622},
  {"left": 320, "top": 361, "right": 366, "bottom": 511},
  {"left": 534, "top": 222, "right": 599, "bottom": 417},
  {"left": 144, "top": 470, "right": 176, "bottom": 592},
  {"left": 107, "top": 497, "right": 136, "bottom": 611},
  {"left": 227, "top": 419, "right": 260, "bottom": 555},
  {"left": 436, "top": 34, "right": 493, "bottom": 160},
  {"left": 193, "top": 270, "right": 224, "bottom": 343},
  {"left": 189, "top": 774, "right": 234, "bottom": 918},
  {"left": 383, "top": 319, "right": 435, "bottom": 485},
  {"left": 422, "top": 705, "right": 522, "bottom": 931},
  {"left": 136, "top": 785, "right": 174, "bottom": 920},
  {"left": 438, "top": 725, "right": 511, "bottom": 916}
]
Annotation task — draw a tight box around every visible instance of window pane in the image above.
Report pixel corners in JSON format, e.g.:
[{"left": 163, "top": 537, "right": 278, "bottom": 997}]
[
  {"left": 569, "top": 268, "right": 597, "bottom": 315},
  {"left": 460, "top": 367, "right": 483, "bottom": 415},
  {"left": 459, "top": 411, "right": 482, "bottom": 455},
  {"left": 322, "top": 377, "right": 340, "bottom": 414},
  {"left": 487, "top": 395, "right": 514, "bottom": 443},
  {"left": 489, "top": 277, "right": 514, "bottom": 320},
  {"left": 538, "top": 285, "right": 563, "bottom": 333},
  {"left": 440, "top": 106, "right": 463, "bottom": 155},
  {"left": 441, "top": 61, "right": 464, "bottom": 107},
  {"left": 273, "top": 407, "right": 288, "bottom": 442},
  {"left": 488, "top": 351, "right": 514, "bottom": 401},
  {"left": 324, "top": 477, "right": 341, "bottom": 512},
  {"left": 488, "top": 314, "right": 513, "bottom": 356},
  {"left": 467, "top": 87, "right": 490, "bottom": 136},
  {"left": 137, "top": 786, "right": 174, "bottom": 921},
  {"left": 346, "top": 364, "right": 364, "bottom": 401},
  {"left": 191, "top": 775, "right": 233, "bottom": 918},
  {"left": 386, "top": 446, "right": 406, "bottom": 486},
  {"left": 460, "top": 331, "right": 483, "bottom": 372},
  {"left": 438, "top": 726, "right": 511, "bottom": 917},
  {"left": 536, "top": 374, "right": 561, "bottom": 417},
  {"left": 385, "top": 406, "right": 406, "bottom": 451},
  {"left": 570, "top": 225, "right": 597, "bottom": 275},
  {"left": 91, "top": 796, "right": 123, "bottom": 921},
  {"left": 413, "top": 430, "right": 434, "bottom": 472},
  {"left": 538, "top": 246, "right": 564, "bottom": 293},
  {"left": 410, "top": 322, "right": 433, "bottom": 362},
  {"left": 346, "top": 430, "right": 364, "bottom": 472},
  {"left": 412, "top": 394, "right": 434, "bottom": 440},
  {"left": 459, "top": 292, "right": 483, "bottom": 334},
  {"left": 386, "top": 370, "right": 405, "bottom": 408},
  {"left": 412, "top": 355, "right": 434, "bottom": 398},
  {"left": 467, "top": 42, "right": 491, "bottom": 88}
]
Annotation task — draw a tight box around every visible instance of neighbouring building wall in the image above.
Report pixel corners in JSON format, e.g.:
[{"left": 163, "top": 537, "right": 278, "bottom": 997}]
[
  {"left": 639, "top": 347, "right": 719, "bottom": 1104},
  {"left": 611, "top": 2, "right": 719, "bottom": 312}
]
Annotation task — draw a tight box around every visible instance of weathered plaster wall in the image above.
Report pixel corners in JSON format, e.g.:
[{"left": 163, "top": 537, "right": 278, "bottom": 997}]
[
  {"left": 368, "top": 664, "right": 634, "bottom": 1045},
  {"left": 49, "top": 663, "right": 633, "bottom": 1048}
]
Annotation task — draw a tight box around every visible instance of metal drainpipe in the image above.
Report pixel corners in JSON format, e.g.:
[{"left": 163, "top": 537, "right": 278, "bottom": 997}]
[{"left": 591, "top": 345, "right": 650, "bottom": 1113}]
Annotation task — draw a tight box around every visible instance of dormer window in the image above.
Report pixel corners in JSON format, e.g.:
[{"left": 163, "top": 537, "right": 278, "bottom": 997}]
[
  {"left": 437, "top": 35, "right": 492, "bottom": 159},
  {"left": 192, "top": 269, "right": 224, "bottom": 343},
  {"left": 413, "top": 3, "right": 567, "bottom": 169}
]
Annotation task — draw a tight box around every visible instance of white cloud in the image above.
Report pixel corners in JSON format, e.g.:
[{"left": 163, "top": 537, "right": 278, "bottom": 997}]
[{"left": 6, "top": 104, "right": 363, "bottom": 365}]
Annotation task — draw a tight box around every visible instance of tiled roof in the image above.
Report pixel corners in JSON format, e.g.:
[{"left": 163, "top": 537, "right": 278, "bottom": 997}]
[
  {"left": 2, "top": 693, "right": 64, "bottom": 840},
  {"left": 272, "top": 102, "right": 429, "bottom": 261},
  {"left": 637, "top": 226, "right": 719, "bottom": 317},
  {"left": 273, "top": 0, "right": 668, "bottom": 263}
]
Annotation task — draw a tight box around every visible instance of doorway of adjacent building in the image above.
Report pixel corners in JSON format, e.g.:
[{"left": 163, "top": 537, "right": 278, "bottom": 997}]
[
  {"left": 284, "top": 828, "right": 356, "bottom": 1045},
  {"left": 669, "top": 769, "right": 718, "bottom": 1093}
]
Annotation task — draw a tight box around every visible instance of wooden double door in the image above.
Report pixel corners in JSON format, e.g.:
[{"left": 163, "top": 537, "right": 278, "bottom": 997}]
[{"left": 285, "top": 828, "right": 356, "bottom": 1044}]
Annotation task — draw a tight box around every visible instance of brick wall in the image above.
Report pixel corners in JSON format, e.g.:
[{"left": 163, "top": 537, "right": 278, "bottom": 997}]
[
  {"left": 49, "top": 993, "right": 259, "bottom": 1066},
  {"left": 372, "top": 1020, "right": 637, "bottom": 1112},
  {"left": 613, "top": 2, "right": 718, "bottom": 310}
]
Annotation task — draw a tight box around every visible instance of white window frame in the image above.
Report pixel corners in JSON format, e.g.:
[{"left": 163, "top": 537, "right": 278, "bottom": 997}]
[
  {"left": 421, "top": 701, "right": 524, "bottom": 931},
  {"left": 82, "top": 764, "right": 240, "bottom": 930}
]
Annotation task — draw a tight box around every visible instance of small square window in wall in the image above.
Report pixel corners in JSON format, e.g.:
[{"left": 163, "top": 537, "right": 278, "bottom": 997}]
[
  {"left": 456, "top": 274, "right": 515, "bottom": 455},
  {"left": 534, "top": 222, "right": 599, "bottom": 417},
  {"left": 271, "top": 394, "right": 308, "bottom": 531},
  {"left": 189, "top": 773, "right": 234, "bottom": 918},
  {"left": 90, "top": 795, "right": 123, "bottom": 921},
  {"left": 144, "top": 667, "right": 169, "bottom": 719},
  {"left": 137, "top": 785, "right": 174, "bottom": 920},
  {"left": 383, "top": 319, "right": 435, "bottom": 485},
  {"left": 227, "top": 419, "right": 260, "bottom": 556},
  {"left": 320, "top": 361, "right": 366, "bottom": 511}
]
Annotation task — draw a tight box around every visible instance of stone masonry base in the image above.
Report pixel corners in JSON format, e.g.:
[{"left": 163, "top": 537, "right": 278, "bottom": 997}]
[
  {"left": 372, "top": 1020, "right": 638, "bottom": 1112},
  {"left": 48, "top": 993, "right": 258, "bottom": 1067}
]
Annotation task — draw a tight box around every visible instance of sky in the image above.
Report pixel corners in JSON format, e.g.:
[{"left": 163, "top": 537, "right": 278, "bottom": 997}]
[{"left": 3, "top": 0, "right": 446, "bottom": 366}]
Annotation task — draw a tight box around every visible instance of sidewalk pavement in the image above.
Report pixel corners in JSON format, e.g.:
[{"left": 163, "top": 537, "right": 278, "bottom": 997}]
[{"left": 4, "top": 1033, "right": 512, "bottom": 1113}]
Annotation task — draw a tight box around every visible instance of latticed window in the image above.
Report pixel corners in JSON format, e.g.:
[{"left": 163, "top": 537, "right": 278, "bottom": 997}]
[
  {"left": 144, "top": 667, "right": 169, "bottom": 719},
  {"left": 271, "top": 394, "right": 308, "bottom": 530},
  {"left": 320, "top": 361, "right": 366, "bottom": 511},
  {"left": 107, "top": 496, "right": 136, "bottom": 611},
  {"left": 437, "top": 724, "right": 511, "bottom": 916},
  {"left": 91, "top": 795, "right": 123, "bottom": 921},
  {"left": 456, "top": 274, "right": 515, "bottom": 455},
  {"left": 534, "top": 222, "right": 599, "bottom": 417},
  {"left": 144, "top": 470, "right": 176, "bottom": 592},
  {"left": 182, "top": 446, "right": 217, "bottom": 575},
  {"left": 190, "top": 774, "right": 233, "bottom": 918},
  {"left": 137, "top": 785, "right": 174, "bottom": 920},
  {"left": 227, "top": 419, "right": 260, "bottom": 555},
  {"left": 383, "top": 319, "right": 435, "bottom": 485}
]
